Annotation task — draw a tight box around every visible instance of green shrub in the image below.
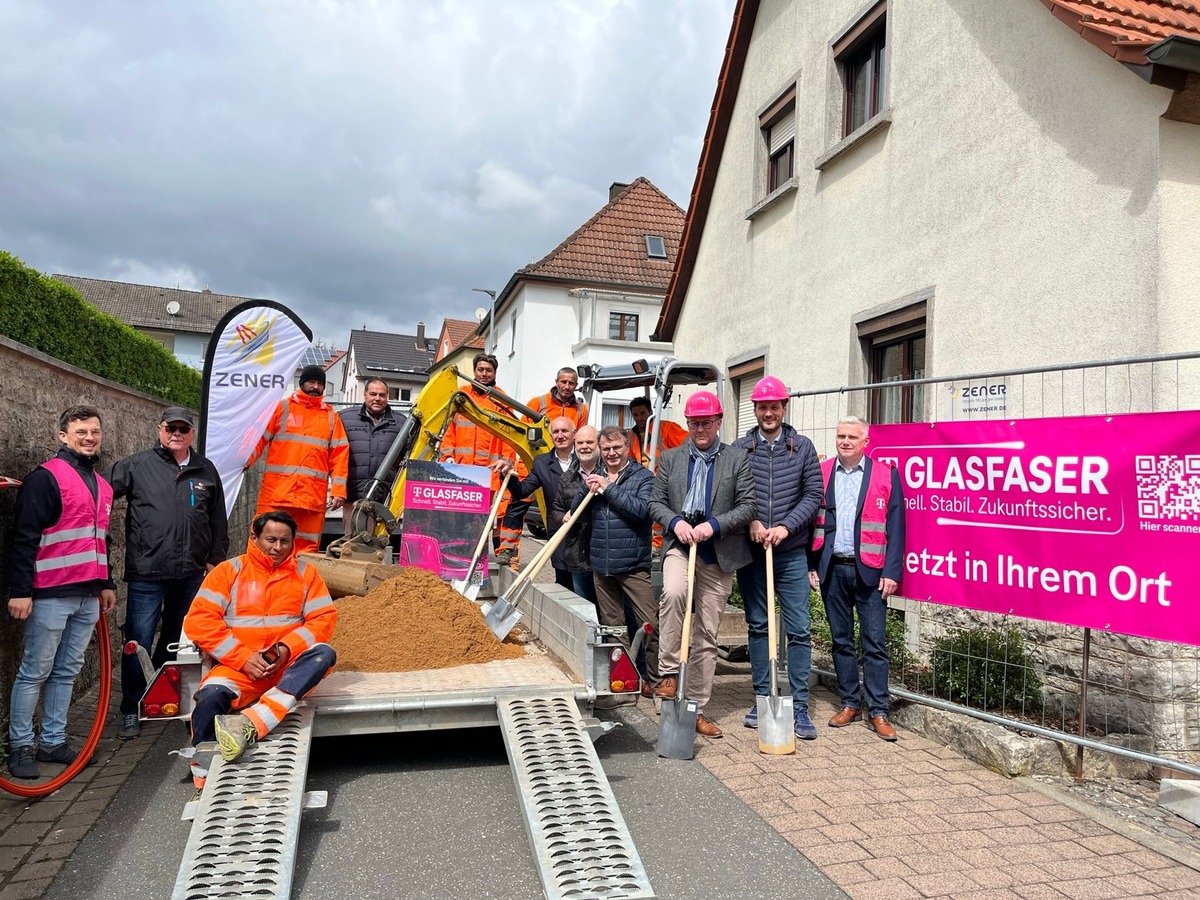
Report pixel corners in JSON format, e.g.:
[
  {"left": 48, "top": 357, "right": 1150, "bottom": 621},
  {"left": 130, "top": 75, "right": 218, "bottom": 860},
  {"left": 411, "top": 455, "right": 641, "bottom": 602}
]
[
  {"left": 930, "top": 625, "right": 1042, "bottom": 711},
  {"left": 0, "top": 251, "right": 201, "bottom": 406}
]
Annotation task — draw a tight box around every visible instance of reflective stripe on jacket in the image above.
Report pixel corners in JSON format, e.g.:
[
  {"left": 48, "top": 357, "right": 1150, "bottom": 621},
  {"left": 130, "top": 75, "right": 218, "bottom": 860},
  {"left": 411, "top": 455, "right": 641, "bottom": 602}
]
[
  {"left": 812, "top": 457, "right": 893, "bottom": 569},
  {"left": 251, "top": 392, "right": 349, "bottom": 511},
  {"left": 33, "top": 457, "right": 112, "bottom": 589},
  {"left": 184, "top": 539, "right": 337, "bottom": 672},
  {"left": 527, "top": 389, "right": 589, "bottom": 428},
  {"left": 439, "top": 386, "right": 518, "bottom": 491}
]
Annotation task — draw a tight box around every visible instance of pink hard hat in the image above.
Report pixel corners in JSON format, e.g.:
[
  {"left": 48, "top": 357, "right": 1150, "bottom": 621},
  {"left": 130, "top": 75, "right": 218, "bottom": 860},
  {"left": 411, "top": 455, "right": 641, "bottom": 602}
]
[
  {"left": 751, "top": 375, "right": 789, "bottom": 403},
  {"left": 683, "top": 390, "right": 723, "bottom": 418}
]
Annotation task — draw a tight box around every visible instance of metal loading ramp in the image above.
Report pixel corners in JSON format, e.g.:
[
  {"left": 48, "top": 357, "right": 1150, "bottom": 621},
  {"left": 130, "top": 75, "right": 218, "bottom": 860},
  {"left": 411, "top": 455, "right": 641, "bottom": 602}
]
[
  {"left": 497, "top": 694, "right": 655, "bottom": 900},
  {"left": 173, "top": 706, "right": 315, "bottom": 900}
]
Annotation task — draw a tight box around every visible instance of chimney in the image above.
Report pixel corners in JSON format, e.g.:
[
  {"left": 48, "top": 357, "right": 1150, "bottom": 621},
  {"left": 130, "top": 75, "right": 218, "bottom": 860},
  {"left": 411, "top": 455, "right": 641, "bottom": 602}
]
[
  {"left": 416, "top": 321, "right": 426, "bottom": 344},
  {"left": 609, "top": 182, "right": 630, "bottom": 202}
]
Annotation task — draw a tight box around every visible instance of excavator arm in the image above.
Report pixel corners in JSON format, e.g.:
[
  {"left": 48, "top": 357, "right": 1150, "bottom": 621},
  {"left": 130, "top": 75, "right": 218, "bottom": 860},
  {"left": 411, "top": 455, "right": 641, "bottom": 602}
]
[{"left": 322, "top": 365, "right": 550, "bottom": 566}]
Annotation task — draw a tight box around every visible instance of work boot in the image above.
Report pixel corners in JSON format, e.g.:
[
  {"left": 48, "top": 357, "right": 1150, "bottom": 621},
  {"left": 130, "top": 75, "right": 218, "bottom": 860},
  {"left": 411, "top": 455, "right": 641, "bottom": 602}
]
[
  {"left": 214, "top": 714, "right": 258, "bottom": 763},
  {"left": 495, "top": 549, "right": 513, "bottom": 567},
  {"left": 653, "top": 675, "right": 677, "bottom": 700},
  {"left": 37, "top": 742, "right": 94, "bottom": 766},
  {"left": 743, "top": 702, "right": 760, "bottom": 729},
  {"left": 118, "top": 714, "right": 141, "bottom": 740},
  {"left": 7, "top": 746, "right": 38, "bottom": 780},
  {"left": 695, "top": 714, "right": 723, "bottom": 739},
  {"left": 794, "top": 707, "right": 817, "bottom": 741}
]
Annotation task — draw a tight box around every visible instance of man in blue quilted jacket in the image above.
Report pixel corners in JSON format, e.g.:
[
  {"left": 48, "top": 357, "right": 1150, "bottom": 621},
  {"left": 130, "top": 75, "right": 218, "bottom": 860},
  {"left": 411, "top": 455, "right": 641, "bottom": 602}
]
[
  {"left": 569, "top": 425, "right": 658, "bottom": 695},
  {"left": 733, "top": 376, "right": 824, "bottom": 740}
]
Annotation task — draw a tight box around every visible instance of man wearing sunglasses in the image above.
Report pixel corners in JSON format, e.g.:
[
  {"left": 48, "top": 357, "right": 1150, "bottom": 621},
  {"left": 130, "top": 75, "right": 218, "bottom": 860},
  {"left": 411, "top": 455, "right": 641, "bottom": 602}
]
[{"left": 108, "top": 406, "right": 229, "bottom": 740}]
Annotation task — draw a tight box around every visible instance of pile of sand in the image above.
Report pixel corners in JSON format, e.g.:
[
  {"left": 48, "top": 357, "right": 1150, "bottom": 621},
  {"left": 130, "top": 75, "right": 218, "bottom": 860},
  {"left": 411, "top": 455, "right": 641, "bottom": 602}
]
[{"left": 333, "top": 566, "right": 525, "bottom": 672}]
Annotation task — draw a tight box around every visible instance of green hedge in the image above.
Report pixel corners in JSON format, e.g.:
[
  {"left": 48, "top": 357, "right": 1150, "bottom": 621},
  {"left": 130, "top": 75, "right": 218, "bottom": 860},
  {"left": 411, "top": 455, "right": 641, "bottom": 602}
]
[{"left": 0, "top": 251, "right": 201, "bottom": 406}]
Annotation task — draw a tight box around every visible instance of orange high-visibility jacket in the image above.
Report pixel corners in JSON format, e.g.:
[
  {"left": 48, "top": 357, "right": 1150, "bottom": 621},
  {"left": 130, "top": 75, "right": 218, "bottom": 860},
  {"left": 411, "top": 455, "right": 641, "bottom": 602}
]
[
  {"left": 629, "top": 418, "right": 686, "bottom": 470},
  {"left": 184, "top": 538, "right": 336, "bottom": 672},
  {"left": 526, "top": 389, "right": 589, "bottom": 429},
  {"left": 440, "top": 386, "right": 519, "bottom": 490},
  {"left": 249, "top": 391, "right": 349, "bottom": 511}
]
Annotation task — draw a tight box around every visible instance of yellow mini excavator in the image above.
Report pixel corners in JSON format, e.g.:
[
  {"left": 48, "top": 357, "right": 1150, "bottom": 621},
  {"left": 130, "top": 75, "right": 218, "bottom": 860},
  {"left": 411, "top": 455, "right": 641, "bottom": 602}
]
[{"left": 302, "top": 365, "right": 551, "bottom": 596}]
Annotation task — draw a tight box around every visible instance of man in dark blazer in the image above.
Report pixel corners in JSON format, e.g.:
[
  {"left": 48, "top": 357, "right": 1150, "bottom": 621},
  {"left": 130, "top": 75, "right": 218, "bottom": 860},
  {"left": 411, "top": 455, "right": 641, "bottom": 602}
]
[
  {"left": 809, "top": 416, "right": 905, "bottom": 741},
  {"left": 649, "top": 391, "right": 756, "bottom": 739}
]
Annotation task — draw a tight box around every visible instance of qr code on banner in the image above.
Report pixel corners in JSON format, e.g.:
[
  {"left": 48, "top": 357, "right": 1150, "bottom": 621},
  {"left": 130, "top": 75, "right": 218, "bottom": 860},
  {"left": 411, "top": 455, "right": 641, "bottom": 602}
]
[{"left": 1135, "top": 455, "right": 1200, "bottom": 521}]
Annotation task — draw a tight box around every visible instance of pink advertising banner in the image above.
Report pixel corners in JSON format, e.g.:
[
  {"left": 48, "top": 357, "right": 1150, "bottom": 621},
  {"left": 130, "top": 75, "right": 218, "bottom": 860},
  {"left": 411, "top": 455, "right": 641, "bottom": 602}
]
[{"left": 869, "top": 411, "right": 1200, "bottom": 646}]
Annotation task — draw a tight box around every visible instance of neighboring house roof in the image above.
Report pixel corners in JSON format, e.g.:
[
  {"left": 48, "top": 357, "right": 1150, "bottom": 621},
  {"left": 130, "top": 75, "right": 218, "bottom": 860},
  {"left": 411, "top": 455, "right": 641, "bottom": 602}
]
[
  {"left": 521, "top": 177, "right": 684, "bottom": 288},
  {"left": 443, "top": 318, "right": 486, "bottom": 352},
  {"left": 1043, "top": 0, "right": 1200, "bottom": 63},
  {"left": 323, "top": 349, "right": 346, "bottom": 371},
  {"left": 492, "top": 177, "right": 686, "bottom": 323},
  {"left": 347, "top": 328, "right": 436, "bottom": 378},
  {"left": 297, "top": 345, "right": 343, "bottom": 372},
  {"left": 53, "top": 274, "right": 256, "bottom": 336},
  {"left": 654, "top": 0, "right": 1200, "bottom": 341}
]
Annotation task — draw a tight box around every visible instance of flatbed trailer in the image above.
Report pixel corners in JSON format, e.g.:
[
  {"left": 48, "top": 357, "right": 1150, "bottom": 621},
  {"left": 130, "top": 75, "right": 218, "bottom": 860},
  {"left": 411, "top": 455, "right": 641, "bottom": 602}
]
[{"left": 149, "top": 570, "right": 657, "bottom": 900}]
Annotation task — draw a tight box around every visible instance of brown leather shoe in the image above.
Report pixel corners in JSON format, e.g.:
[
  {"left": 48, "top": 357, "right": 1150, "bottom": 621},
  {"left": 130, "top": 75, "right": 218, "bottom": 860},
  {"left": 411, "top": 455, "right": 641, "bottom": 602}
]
[
  {"left": 868, "top": 715, "right": 898, "bottom": 741},
  {"left": 653, "top": 676, "right": 677, "bottom": 700},
  {"left": 828, "top": 706, "right": 862, "bottom": 727},
  {"left": 640, "top": 681, "right": 654, "bottom": 699},
  {"left": 695, "top": 714, "right": 723, "bottom": 738}
]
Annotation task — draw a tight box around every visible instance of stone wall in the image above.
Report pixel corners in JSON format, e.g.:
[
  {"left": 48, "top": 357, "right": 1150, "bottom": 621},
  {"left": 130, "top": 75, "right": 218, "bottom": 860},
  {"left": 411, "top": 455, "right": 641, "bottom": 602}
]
[{"left": 0, "top": 336, "right": 256, "bottom": 740}]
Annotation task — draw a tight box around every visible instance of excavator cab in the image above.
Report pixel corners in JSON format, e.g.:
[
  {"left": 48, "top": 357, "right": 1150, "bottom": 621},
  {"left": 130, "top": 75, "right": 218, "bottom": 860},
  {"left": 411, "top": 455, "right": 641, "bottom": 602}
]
[{"left": 579, "top": 357, "right": 723, "bottom": 474}]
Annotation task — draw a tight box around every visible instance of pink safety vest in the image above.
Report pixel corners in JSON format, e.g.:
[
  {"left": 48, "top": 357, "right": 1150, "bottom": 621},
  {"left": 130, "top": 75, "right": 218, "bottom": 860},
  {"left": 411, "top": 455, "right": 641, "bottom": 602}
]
[
  {"left": 811, "top": 457, "right": 892, "bottom": 569},
  {"left": 32, "top": 457, "right": 112, "bottom": 589}
]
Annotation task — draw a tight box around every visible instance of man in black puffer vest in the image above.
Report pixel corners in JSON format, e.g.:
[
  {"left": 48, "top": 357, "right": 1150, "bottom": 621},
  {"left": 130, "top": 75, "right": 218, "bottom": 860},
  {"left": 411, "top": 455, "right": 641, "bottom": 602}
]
[
  {"left": 570, "top": 426, "right": 658, "bottom": 695},
  {"left": 338, "top": 378, "right": 404, "bottom": 531}
]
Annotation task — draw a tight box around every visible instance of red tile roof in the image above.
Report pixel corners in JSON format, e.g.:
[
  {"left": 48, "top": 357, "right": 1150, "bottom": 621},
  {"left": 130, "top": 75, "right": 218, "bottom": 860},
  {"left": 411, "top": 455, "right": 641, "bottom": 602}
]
[
  {"left": 444, "top": 317, "right": 486, "bottom": 351},
  {"left": 1043, "top": 0, "right": 1200, "bottom": 63},
  {"left": 519, "top": 177, "right": 685, "bottom": 290}
]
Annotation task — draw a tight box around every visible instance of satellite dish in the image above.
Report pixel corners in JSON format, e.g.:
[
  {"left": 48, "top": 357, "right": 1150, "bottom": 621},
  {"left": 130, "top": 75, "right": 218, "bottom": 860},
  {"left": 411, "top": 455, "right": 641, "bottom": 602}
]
[
  {"left": 166, "top": 300, "right": 181, "bottom": 316},
  {"left": 474, "top": 307, "right": 487, "bottom": 321}
]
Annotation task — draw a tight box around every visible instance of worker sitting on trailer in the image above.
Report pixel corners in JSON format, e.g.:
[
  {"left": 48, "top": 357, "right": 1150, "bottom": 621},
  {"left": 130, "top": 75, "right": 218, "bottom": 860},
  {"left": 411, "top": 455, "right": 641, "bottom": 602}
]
[{"left": 183, "top": 510, "right": 337, "bottom": 791}]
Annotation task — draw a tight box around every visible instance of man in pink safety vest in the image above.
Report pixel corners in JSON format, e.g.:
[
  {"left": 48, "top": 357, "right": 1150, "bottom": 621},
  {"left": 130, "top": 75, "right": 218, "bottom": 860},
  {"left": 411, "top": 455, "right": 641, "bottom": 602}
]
[
  {"left": 6, "top": 405, "right": 118, "bottom": 780},
  {"left": 808, "top": 415, "right": 905, "bottom": 741}
]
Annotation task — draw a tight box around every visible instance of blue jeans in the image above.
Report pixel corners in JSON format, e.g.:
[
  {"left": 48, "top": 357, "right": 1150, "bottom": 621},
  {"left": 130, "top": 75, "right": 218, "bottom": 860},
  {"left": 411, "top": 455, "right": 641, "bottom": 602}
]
[
  {"left": 9, "top": 596, "right": 100, "bottom": 749},
  {"left": 122, "top": 576, "right": 204, "bottom": 714},
  {"left": 738, "top": 547, "right": 812, "bottom": 706},
  {"left": 822, "top": 564, "right": 890, "bottom": 717},
  {"left": 571, "top": 571, "right": 596, "bottom": 604}
]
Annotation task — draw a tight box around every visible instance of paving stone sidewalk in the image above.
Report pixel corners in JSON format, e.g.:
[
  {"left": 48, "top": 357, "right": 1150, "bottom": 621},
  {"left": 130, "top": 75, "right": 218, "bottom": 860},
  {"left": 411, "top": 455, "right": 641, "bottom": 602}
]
[
  {"left": 0, "top": 679, "right": 173, "bottom": 900},
  {"left": 646, "top": 670, "right": 1200, "bottom": 900}
]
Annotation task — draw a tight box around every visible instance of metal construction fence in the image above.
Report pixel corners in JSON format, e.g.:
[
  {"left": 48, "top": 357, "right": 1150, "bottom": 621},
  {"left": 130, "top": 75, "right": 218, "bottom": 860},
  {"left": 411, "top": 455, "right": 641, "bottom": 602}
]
[{"left": 789, "top": 351, "right": 1200, "bottom": 778}]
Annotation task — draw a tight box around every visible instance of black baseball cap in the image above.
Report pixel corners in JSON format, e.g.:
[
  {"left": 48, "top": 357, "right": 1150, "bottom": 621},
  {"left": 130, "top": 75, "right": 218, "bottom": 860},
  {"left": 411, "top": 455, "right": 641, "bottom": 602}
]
[{"left": 160, "top": 406, "right": 195, "bottom": 426}]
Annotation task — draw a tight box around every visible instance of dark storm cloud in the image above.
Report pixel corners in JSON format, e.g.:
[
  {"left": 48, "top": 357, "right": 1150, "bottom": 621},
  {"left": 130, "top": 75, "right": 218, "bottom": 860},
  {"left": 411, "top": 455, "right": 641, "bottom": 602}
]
[{"left": 0, "top": 0, "right": 734, "bottom": 344}]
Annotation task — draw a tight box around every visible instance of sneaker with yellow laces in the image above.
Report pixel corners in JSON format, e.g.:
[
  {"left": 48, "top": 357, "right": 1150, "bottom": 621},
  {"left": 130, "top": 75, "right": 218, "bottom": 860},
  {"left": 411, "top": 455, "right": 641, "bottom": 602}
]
[{"left": 214, "top": 714, "right": 258, "bottom": 762}]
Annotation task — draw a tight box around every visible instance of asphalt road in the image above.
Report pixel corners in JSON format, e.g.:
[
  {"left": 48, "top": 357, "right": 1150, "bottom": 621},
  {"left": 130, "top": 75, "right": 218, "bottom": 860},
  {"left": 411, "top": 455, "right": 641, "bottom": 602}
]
[{"left": 48, "top": 706, "right": 845, "bottom": 899}]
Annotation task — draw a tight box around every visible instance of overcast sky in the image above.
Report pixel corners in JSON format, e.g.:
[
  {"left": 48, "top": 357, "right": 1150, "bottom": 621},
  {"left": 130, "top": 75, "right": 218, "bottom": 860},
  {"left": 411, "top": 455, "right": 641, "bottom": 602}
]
[{"left": 0, "top": 0, "right": 734, "bottom": 347}]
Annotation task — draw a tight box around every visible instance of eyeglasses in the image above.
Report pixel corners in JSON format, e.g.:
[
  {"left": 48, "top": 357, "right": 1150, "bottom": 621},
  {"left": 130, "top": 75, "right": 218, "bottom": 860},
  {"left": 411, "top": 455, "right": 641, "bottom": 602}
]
[
  {"left": 686, "top": 419, "right": 720, "bottom": 431},
  {"left": 162, "top": 424, "right": 192, "bottom": 435},
  {"left": 600, "top": 447, "right": 626, "bottom": 455}
]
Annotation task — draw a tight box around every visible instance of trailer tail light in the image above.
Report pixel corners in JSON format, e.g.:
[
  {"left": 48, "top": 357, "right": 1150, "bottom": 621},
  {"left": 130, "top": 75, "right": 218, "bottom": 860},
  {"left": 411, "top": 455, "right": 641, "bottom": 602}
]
[
  {"left": 142, "top": 665, "right": 183, "bottom": 717},
  {"left": 609, "top": 647, "right": 639, "bottom": 694}
]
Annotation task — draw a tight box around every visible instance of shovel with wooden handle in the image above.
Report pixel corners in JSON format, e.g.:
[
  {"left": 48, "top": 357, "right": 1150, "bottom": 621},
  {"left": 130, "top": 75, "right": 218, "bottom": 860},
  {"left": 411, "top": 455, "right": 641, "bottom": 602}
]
[
  {"left": 657, "top": 542, "right": 700, "bottom": 760},
  {"left": 481, "top": 487, "right": 601, "bottom": 641},
  {"left": 450, "top": 471, "right": 514, "bottom": 601},
  {"left": 758, "top": 542, "right": 796, "bottom": 755}
]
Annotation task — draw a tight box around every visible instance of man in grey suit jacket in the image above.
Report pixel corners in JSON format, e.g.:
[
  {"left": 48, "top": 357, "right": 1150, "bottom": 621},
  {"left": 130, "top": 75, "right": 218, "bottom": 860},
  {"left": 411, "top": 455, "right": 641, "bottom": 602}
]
[{"left": 649, "top": 391, "right": 756, "bottom": 739}]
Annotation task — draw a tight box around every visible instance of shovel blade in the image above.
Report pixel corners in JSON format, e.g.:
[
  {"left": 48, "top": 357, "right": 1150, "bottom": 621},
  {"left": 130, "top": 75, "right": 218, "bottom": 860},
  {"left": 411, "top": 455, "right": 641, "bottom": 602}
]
[
  {"left": 656, "top": 695, "right": 699, "bottom": 759},
  {"left": 757, "top": 694, "right": 796, "bottom": 755},
  {"left": 481, "top": 597, "right": 522, "bottom": 641},
  {"left": 450, "top": 578, "right": 481, "bottom": 602}
]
